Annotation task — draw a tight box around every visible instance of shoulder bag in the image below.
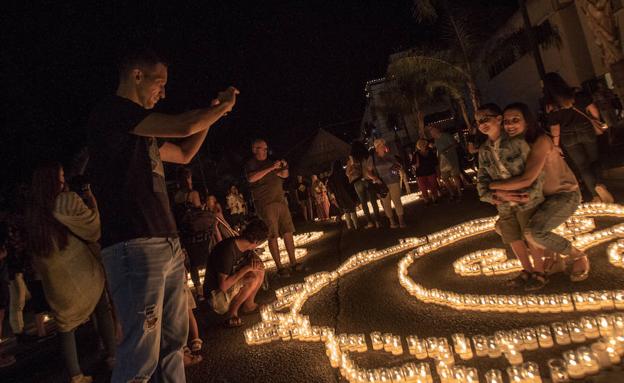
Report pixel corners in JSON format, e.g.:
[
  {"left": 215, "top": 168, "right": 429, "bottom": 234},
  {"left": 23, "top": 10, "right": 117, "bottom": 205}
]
[{"left": 571, "top": 106, "right": 608, "bottom": 136}]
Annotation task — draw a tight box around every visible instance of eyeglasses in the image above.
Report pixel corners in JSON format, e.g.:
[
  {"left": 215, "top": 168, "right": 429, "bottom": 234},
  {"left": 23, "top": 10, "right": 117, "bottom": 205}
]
[
  {"left": 476, "top": 115, "right": 500, "bottom": 125},
  {"left": 503, "top": 117, "right": 522, "bottom": 125}
]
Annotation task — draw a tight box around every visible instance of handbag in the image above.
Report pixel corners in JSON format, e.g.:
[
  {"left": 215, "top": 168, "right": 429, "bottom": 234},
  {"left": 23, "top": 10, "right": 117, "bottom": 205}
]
[
  {"left": 370, "top": 154, "right": 389, "bottom": 198},
  {"left": 571, "top": 106, "right": 608, "bottom": 136}
]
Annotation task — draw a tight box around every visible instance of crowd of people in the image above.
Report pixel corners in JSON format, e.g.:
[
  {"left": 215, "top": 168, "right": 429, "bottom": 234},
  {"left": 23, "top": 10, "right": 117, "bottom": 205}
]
[{"left": 0, "top": 45, "right": 620, "bottom": 383}]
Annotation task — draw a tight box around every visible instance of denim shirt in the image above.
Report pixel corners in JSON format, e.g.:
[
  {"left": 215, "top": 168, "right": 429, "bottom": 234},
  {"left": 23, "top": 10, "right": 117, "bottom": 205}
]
[{"left": 477, "top": 132, "right": 544, "bottom": 213}]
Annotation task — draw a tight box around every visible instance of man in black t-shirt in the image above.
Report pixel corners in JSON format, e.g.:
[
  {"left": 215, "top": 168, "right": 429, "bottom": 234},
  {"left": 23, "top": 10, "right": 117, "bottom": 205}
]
[
  {"left": 87, "top": 48, "right": 238, "bottom": 383},
  {"left": 205, "top": 219, "right": 267, "bottom": 327},
  {"left": 245, "top": 139, "right": 297, "bottom": 277}
]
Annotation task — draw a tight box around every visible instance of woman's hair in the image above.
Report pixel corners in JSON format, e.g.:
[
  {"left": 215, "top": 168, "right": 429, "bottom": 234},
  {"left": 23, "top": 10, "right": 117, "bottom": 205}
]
[
  {"left": 240, "top": 218, "right": 268, "bottom": 243},
  {"left": 476, "top": 103, "right": 503, "bottom": 116},
  {"left": 177, "top": 167, "right": 192, "bottom": 188},
  {"left": 504, "top": 102, "right": 545, "bottom": 144},
  {"left": 27, "top": 162, "right": 67, "bottom": 257},
  {"left": 416, "top": 139, "right": 428, "bottom": 152},
  {"left": 350, "top": 141, "right": 369, "bottom": 162},
  {"left": 543, "top": 72, "right": 575, "bottom": 107}
]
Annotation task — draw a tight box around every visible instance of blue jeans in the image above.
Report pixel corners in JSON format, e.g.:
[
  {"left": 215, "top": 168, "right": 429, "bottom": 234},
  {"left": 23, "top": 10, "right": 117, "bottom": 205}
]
[
  {"left": 524, "top": 190, "right": 581, "bottom": 254},
  {"left": 102, "top": 237, "right": 188, "bottom": 383}
]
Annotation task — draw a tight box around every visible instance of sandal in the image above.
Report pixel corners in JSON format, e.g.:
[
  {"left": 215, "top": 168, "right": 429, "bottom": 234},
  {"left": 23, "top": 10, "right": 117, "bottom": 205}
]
[
  {"left": 183, "top": 352, "right": 203, "bottom": 367},
  {"left": 190, "top": 338, "right": 203, "bottom": 353},
  {"left": 524, "top": 272, "right": 548, "bottom": 292},
  {"left": 224, "top": 316, "right": 243, "bottom": 328},
  {"left": 566, "top": 254, "right": 590, "bottom": 282}
]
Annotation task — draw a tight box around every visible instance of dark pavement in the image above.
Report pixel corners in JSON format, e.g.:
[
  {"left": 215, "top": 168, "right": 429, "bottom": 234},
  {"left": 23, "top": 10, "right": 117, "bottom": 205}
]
[{"left": 3, "top": 176, "right": 624, "bottom": 382}]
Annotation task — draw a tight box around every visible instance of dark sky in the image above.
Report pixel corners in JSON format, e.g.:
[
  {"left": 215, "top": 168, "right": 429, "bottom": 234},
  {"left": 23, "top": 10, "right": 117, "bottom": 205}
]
[{"left": 3, "top": 0, "right": 517, "bottom": 183}]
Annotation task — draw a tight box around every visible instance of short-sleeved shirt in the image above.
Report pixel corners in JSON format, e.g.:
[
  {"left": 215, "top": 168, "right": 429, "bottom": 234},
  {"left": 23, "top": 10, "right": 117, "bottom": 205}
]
[
  {"left": 245, "top": 158, "right": 285, "bottom": 208},
  {"left": 546, "top": 92, "right": 594, "bottom": 136},
  {"left": 296, "top": 182, "right": 309, "bottom": 201},
  {"left": 434, "top": 132, "right": 459, "bottom": 166},
  {"left": 412, "top": 149, "right": 438, "bottom": 177},
  {"left": 204, "top": 237, "right": 249, "bottom": 292},
  {"left": 368, "top": 154, "right": 401, "bottom": 185},
  {"left": 87, "top": 95, "right": 177, "bottom": 248}
]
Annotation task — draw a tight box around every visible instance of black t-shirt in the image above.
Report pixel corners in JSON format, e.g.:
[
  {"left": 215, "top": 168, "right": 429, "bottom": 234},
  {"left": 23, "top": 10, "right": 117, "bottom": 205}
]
[
  {"left": 204, "top": 237, "right": 249, "bottom": 292},
  {"left": 244, "top": 158, "right": 285, "bottom": 207},
  {"left": 296, "top": 181, "right": 309, "bottom": 201},
  {"left": 546, "top": 91, "right": 594, "bottom": 136},
  {"left": 412, "top": 149, "right": 438, "bottom": 177},
  {"left": 87, "top": 95, "right": 178, "bottom": 247}
]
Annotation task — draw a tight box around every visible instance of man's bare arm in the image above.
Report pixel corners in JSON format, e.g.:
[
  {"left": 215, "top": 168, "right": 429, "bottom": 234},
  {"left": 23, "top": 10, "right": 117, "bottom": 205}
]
[
  {"left": 247, "top": 161, "right": 282, "bottom": 183},
  {"left": 132, "top": 86, "right": 239, "bottom": 138}
]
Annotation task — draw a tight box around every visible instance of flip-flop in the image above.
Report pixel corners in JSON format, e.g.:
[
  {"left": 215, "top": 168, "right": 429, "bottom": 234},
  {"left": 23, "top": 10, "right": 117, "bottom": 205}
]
[{"left": 224, "top": 316, "right": 243, "bottom": 328}]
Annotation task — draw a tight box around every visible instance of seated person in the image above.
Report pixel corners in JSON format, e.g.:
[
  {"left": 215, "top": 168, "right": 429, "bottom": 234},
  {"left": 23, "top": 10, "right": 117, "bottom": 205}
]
[{"left": 204, "top": 219, "right": 267, "bottom": 327}]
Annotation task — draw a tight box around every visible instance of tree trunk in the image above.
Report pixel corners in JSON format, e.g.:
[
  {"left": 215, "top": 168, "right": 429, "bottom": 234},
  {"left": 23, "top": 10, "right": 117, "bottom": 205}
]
[
  {"left": 456, "top": 97, "right": 471, "bottom": 128},
  {"left": 467, "top": 80, "right": 480, "bottom": 112}
]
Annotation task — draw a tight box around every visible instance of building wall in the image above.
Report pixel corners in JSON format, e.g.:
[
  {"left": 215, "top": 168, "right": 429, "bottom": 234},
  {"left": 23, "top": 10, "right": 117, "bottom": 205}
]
[{"left": 477, "top": 0, "right": 609, "bottom": 112}]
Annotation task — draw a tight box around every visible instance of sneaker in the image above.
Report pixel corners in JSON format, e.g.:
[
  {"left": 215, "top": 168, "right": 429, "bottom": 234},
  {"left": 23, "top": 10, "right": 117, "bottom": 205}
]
[
  {"left": 524, "top": 273, "right": 548, "bottom": 292},
  {"left": 595, "top": 184, "right": 614, "bottom": 203},
  {"left": 505, "top": 270, "right": 531, "bottom": 288}
]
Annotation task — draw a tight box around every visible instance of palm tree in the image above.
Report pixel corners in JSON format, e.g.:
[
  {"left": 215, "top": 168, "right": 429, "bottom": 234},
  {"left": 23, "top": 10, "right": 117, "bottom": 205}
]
[
  {"left": 426, "top": 80, "right": 471, "bottom": 128},
  {"left": 578, "top": 0, "right": 624, "bottom": 101},
  {"left": 412, "top": 0, "right": 482, "bottom": 110}
]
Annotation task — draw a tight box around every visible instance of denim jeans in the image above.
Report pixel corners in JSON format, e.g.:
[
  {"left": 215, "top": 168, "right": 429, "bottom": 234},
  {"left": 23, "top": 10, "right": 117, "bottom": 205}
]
[
  {"left": 102, "top": 237, "right": 188, "bottom": 383},
  {"left": 352, "top": 179, "right": 380, "bottom": 223},
  {"left": 561, "top": 131, "right": 600, "bottom": 197},
  {"left": 524, "top": 190, "right": 581, "bottom": 254}
]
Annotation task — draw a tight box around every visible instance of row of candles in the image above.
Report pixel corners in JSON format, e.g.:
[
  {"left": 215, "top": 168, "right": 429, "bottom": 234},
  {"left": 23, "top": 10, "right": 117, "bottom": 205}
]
[
  {"left": 356, "top": 192, "right": 422, "bottom": 217},
  {"left": 245, "top": 202, "right": 624, "bottom": 382}
]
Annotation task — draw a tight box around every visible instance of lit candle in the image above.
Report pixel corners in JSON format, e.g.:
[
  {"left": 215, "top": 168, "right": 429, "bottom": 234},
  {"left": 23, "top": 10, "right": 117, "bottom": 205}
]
[
  {"left": 547, "top": 358, "right": 570, "bottom": 383},
  {"left": 484, "top": 369, "right": 503, "bottom": 383},
  {"left": 581, "top": 316, "right": 600, "bottom": 339},
  {"left": 566, "top": 320, "right": 586, "bottom": 343},
  {"left": 487, "top": 336, "right": 501, "bottom": 358},
  {"left": 505, "top": 366, "right": 523, "bottom": 383},
  {"left": 597, "top": 315, "right": 615, "bottom": 337},
  {"left": 563, "top": 350, "right": 585, "bottom": 379},
  {"left": 552, "top": 322, "right": 571, "bottom": 345},
  {"left": 370, "top": 332, "right": 383, "bottom": 351},
  {"left": 465, "top": 367, "right": 479, "bottom": 383},
  {"left": 521, "top": 327, "right": 539, "bottom": 351},
  {"left": 522, "top": 361, "right": 542, "bottom": 383},
  {"left": 577, "top": 346, "right": 600, "bottom": 375},
  {"left": 591, "top": 341, "right": 612, "bottom": 369},
  {"left": 504, "top": 347, "right": 523, "bottom": 365},
  {"left": 425, "top": 337, "right": 439, "bottom": 359},
  {"left": 536, "top": 325, "right": 554, "bottom": 348},
  {"left": 472, "top": 335, "right": 488, "bottom": 357}
]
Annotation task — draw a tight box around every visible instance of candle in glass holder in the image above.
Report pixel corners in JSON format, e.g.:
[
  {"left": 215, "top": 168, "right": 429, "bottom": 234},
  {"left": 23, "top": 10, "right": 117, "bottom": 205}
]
[
  {"left": 552, "top": 322, "right": 571, "bottom": 345},
  {"left": 548, "top": 358, "right": 570, "bottom": 383},
  {"left": 371, "top": 331, "right": 383, "bottom": 351},
  {"left": 536, "top": 325, "right": 554, "bottom": 348},
  {"left": 452, "top": 333, "right": 473, "bottom": 360},
  {"left": 465, "top": 367, "right": 479, "bottom": 383},
  {"left": 612, "top": 313, "right": 624, "bottom": 336},
  {"left": 559, "top": 294, "right": 574, "bottom": 313},
  {"left": 597, "top": 315, "right": 615, "bottom": 337},
  {"left": 383, "top": 333, "right": 393, "bottom": 352},
  {"left": 603, "top": 339, "right": 622, "bottom": 364},
  {"left": 390, "top": 366, "right": 405, "bottom": 382},
  {"left": 407, "top": 335, "right": 418, "bottom": 355},
  {"left": 484, "top": 369, "right": 503, "bottom": 383},
  {"left": 416, "top": 362, "right": 432, "bottom": 383},
  {"left": 567, "top": 320, "right": 586, "bottom": 343},
  {"left": 401, "top": 362, "right": 418, "bottom": 382},
  {"left": 581, "top": 316, "right": 600, "bottom": 339},
  {"left": 563, "top": 350, "right": 585, "bottom": 379},
  {"left": 613, "top": 290, "right": 624, "bottom": 310},
  {"left": 522, "top": 361, "right": 542, "bottom": 383},
  {"left": 522, "top": 327, "right": 539, "bottom": 351},
  {"left": 591, "top": 341, "right": 612, "bottom": 369},
  {"left": 414, "top": 338, "right": 428, "bottom": 360},
  {"left": 391, "top": 335, "right": 404, "bottom": 355},
  {"left": 487, "top": 336, "right": 501, "bottom": 358},
  {"left": 473, "top": 335, "right": 488, "bottom": 357},
  {"left": 504, "top": 346, "right": 523, "bottom": 365},
  {"left": 436, "top": 361, "right": 451, "bottom": 383},
  {"left": 506, "top": 366, "right": 523, "bottom": 383},
  {"left": 577, "top": 346, "right": 600, "bottom": 375},
  {"left": 451, "top": 366, "right": 466, "bottom": 382},
  {"left": 426, "top": 337, "right": 439, "bottom": 359}
]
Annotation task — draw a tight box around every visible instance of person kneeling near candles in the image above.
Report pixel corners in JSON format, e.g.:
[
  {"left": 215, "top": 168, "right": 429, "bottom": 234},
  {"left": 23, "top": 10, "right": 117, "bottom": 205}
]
[
  {"left": 476, "top": 103, "right": 544, "bottom": 289},
  {"left": 204, "top": 219, "right": 267, "bottom": 327},
  {"left": 490, "top": 103, "right": 588, "bottom": 288}
]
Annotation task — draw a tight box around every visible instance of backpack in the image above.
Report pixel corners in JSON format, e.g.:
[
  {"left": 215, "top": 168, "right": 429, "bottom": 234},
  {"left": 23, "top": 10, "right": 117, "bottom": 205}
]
[{"left": 173, "top": 192, "right": 216, "bottom": 235}]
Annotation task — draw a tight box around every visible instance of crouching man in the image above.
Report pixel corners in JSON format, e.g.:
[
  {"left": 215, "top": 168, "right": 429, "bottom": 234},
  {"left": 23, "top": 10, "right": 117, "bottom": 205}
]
[{"left": 204, "top": 219, "right": 267, "bottom": 327}]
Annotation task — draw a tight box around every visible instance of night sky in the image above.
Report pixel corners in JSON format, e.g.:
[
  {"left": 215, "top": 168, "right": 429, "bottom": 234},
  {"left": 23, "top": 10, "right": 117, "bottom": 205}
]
[{"left": 3, "top": 0, "right": 516, "bottom": 186}]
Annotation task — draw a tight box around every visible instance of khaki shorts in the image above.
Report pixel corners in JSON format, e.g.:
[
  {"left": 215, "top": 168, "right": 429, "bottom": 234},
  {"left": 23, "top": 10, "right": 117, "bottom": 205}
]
[
  {"left": 184, "top": 284, "right": 196, "bottom": 310},
  {"left": 496, "top": 205, "right": 538, "bottom": 244},
  {"left": 257, "top": 201, "right": 295, "bottom": 238},
  {"left": 210, "top": 281, "right": 243, "bottom": 315}
]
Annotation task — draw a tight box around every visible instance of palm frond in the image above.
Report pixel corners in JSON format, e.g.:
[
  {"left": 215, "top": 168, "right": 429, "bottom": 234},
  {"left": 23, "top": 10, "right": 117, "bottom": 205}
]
[{"left": 482, "top": 20, "right": 562, "bottom": 71}]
